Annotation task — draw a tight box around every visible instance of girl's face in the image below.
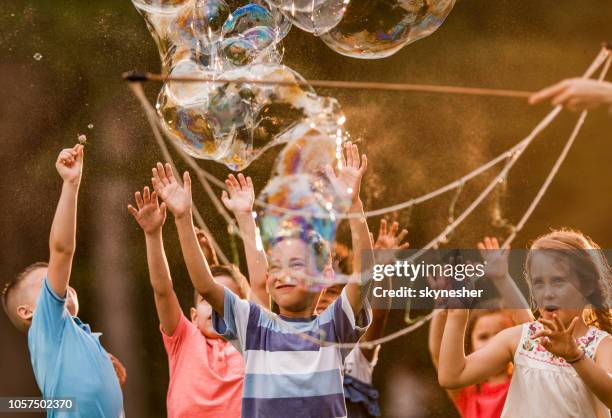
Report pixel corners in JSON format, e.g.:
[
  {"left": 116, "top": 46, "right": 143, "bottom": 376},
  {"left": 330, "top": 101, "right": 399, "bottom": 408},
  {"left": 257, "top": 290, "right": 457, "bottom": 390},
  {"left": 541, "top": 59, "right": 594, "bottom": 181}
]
[
  {"left": 266, "top": 238, "right": 324, "bottom": 314},
  {"left": 471, "top": 312, "right": 513, "bottom": 352},
  {"left": 529, "top": 252, "right": 587, "bottom": 324}
]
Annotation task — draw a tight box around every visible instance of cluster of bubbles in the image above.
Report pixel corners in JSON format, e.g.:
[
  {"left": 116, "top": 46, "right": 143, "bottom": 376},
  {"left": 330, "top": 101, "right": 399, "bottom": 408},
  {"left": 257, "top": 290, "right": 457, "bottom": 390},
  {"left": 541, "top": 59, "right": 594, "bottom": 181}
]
[
  {"left": 267, "top": 0, "right": 456, "bottom": 58},
  {"left": 132, "top": 0, "right": 345, "bottom": 170}
]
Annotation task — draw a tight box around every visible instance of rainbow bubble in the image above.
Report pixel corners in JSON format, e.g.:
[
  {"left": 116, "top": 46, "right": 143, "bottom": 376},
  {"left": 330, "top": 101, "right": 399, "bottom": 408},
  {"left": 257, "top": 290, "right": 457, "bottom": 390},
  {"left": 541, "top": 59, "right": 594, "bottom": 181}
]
[{"left": 319, "top": 0, "right": 456, "bottom": 59}]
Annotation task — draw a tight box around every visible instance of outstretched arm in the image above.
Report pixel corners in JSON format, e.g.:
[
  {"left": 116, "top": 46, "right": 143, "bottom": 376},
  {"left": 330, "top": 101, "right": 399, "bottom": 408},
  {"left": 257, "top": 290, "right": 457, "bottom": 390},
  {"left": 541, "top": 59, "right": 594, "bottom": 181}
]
[
  {"left": 427, "top": 272, "right": 454, "bottom": 370},
  {"left": 151, "top": 163, "right": 226, "bottom": 315},
  {"left": 221, "top": 173, "right": 269, "bottom": 307},
  {"left": 360, "top": 219, "right": 409, "bottom": 360},
  {"left": 428, "top": 308, "right": 464, "bottom": 401},
  {"left": 128, "top": 186, "right": 182, "bottom": 335},
  {"left": 327, "top": 141, "right": 370, "bottom": 317},
  {"left": 48, "top": 144, "right": 84, "bottom": 298},
  {"left": 438, "top": 309, "right": 518, "bottom": 389}
]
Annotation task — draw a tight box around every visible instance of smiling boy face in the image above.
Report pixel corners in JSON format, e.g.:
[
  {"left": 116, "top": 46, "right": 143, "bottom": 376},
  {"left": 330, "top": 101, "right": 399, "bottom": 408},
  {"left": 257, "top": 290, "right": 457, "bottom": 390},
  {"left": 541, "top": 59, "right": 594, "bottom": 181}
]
[{"left": 266, "top": 238, "right": 330, "bottom": 314}]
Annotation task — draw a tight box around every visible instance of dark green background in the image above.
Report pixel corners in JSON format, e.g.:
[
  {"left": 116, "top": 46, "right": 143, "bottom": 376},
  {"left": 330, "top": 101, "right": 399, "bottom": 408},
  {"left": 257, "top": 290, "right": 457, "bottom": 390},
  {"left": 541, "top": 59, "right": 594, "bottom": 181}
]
[{"left": 1, "top": 1, "right": 611, "bottom": 416}]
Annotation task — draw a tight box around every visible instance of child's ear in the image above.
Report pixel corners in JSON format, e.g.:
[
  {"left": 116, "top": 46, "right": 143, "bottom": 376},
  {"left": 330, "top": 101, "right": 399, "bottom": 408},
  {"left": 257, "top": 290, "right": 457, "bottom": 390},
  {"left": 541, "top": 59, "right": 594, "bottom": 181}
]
[
  {"left": 17, "top": 305, "right": 33, "bottom": 321},
  {"left": 189, "top": 307, "right": 197, "bottom": 323}
]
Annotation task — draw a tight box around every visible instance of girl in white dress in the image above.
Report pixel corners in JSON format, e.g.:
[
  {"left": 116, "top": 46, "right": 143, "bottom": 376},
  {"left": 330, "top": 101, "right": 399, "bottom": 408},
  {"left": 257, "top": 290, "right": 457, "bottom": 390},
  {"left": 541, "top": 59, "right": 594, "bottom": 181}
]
[{"left": 437, "top": 229, "right": 612, "bottom": 418}]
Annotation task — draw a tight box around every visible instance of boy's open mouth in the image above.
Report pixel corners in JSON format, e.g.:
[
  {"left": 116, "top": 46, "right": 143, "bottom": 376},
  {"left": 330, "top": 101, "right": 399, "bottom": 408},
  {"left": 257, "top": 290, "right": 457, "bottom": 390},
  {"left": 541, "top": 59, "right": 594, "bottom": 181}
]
[{"left": 543, "top": 305, "right": 559, "bottom": 313}]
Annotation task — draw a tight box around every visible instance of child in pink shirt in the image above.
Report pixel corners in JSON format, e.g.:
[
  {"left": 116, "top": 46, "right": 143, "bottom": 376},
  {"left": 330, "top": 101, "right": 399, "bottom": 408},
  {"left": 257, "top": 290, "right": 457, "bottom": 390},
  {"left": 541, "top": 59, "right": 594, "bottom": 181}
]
[{"left": 128, "top": 186, "right": 247, "bottom": 418}]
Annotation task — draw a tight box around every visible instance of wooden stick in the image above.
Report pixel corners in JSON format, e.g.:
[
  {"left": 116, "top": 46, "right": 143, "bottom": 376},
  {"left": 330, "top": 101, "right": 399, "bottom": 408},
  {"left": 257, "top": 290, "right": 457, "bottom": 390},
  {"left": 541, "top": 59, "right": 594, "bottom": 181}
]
[{"left": 122, "top": 70, "right": 533, "bottom": 99}]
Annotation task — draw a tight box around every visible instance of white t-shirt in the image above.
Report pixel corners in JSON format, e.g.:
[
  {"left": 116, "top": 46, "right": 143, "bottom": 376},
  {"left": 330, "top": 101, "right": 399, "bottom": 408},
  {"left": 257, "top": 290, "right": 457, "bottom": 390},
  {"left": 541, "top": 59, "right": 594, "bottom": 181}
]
[
  {"left": 502, "top": 321, "right": 610, "bottom": 418},
  {"left": 344, "top": 344, "right": 380, "bottom": 384}
]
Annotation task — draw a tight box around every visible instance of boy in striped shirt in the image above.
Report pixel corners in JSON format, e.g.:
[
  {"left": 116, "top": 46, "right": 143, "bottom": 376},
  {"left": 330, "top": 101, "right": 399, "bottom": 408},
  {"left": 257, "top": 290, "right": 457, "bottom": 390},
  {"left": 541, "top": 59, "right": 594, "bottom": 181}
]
[{"left": 151, "top": 142, "right": 372, "bottom": 418}]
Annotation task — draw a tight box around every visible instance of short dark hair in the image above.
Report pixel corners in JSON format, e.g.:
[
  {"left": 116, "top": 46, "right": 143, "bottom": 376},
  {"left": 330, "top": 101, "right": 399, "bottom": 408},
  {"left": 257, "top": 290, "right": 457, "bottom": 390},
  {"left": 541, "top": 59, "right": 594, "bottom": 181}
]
[
  {"left": 2, "top": 262, "right": 48, "bottom": 328},
  {"left": 193, "top": 264, "right": 250, "bottom": 306}
]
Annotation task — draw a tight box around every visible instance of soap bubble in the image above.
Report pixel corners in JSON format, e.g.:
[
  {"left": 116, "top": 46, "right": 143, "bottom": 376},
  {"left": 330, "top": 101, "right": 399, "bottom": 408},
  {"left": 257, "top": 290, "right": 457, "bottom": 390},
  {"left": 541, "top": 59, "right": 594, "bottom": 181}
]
[
  {"left": 156, "top": 63, "right": 343, "bottom": 170},
  {"left": 319, "top": 0, "right": 455, "bottom": 59},
  {"left": 258, "top": 174, "right": 335, "bottom": 282},
  {"left": 33, "top": 52, "right": 43, "bottom": 61},
  {"left": 192, "top": 0, "right": 231, "bottom": 47},
  {"left": 257, "top": 170, "right": 352, "bottom": 289},
  {"left": 222, "top": 4, "right": 275, "bottom": 36},
  {"left": 269, "top": 0, "right": 347, "bottom": 35},
  {"left": 273, "top": 128, "right": 341, "bottom": 176},
  {"left": 221, "top": 26, "right": 279, "bottom": 66}
]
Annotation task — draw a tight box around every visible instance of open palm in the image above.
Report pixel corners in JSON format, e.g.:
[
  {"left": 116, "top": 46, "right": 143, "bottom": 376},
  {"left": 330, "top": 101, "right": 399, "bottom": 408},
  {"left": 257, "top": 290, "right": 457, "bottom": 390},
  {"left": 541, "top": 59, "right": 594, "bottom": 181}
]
[
  {"left": 151, "top": 162, "right": 192, "bottom": 218},
  {"left": 325, "top": 141, "right": 367, "bottom": 205},
  {"left": 128, "top": 186, "right": 166, "bottom": 235},
  {"left": 221, "top": 173, "right": 254, "bottom": 214},
  {"left": 534, "top": 315, "right": 581, "bottom": 360}
]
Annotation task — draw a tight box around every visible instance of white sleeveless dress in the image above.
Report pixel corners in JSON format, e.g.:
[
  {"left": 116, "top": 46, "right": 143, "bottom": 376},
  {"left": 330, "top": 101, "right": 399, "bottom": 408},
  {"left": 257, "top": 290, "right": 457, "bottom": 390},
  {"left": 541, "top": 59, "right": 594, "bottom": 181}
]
[{"left": 501, "top": 321, "right": 611, "bottom": 418}]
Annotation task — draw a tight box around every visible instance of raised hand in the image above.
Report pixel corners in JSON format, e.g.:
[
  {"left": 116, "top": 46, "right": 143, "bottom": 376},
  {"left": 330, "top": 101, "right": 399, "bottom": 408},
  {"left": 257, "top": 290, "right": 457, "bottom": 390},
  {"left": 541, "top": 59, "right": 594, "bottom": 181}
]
[
  {"left": 151, "top": 162, "right": 192, "bottom": 219},
  {"left": 56, "top": 144, "right": 84, "bottom": 185},
  {"left": 477, "top": 236, "right": 510, "bottom": 281},
  {"left": 325, "top": 141, "right": 367, "bottom": 206},
  {"left": 533, "top": 314, "right": 582, "bottom": 362},
  {"left": 221, "top": 173, "right": 254, "bottom": 214},
  {"left": 373, "top": 219, "right": 409, "bottom": 250},
  {"left": 128, "top": 186, "right": 167, "bottom": 235}
]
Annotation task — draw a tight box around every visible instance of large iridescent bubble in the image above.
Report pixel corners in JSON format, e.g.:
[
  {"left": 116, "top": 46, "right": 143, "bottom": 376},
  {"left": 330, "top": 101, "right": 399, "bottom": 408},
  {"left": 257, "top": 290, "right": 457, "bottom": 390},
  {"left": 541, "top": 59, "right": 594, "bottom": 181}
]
[
  {"left": 319, "top": 0, "right": 456, "bottom": 59},
  {"left": 256, "top": 129, "right": 351, "bottom": 288},
  {"left": 257, "top": 170, "right": 350, "bottom": 287},
  {"left": 156, "top": 62, "right": 344, "bottom": 170}
]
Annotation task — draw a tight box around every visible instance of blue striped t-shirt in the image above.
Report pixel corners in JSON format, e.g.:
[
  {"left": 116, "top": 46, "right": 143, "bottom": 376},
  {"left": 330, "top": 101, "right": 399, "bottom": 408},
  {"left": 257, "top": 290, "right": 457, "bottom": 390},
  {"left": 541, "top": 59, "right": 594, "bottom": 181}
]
[{"left": 212, "top": 287, "right": 372, "bottom": 418}]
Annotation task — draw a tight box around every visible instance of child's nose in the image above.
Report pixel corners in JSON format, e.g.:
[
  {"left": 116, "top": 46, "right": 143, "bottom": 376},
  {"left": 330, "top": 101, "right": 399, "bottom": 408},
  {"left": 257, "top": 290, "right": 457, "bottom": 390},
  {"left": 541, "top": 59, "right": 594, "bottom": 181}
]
[{"left": 543, "top": 285, "right": 557, "bottom": 300}]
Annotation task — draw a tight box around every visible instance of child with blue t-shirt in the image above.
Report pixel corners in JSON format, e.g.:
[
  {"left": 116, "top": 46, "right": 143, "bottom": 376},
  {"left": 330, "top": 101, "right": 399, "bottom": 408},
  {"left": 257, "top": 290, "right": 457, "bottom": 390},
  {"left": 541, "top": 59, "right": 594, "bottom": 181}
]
[
  {"left": 151, "top": 141, "right": 373, "bottom": 418},
  {"left": 1, "top": 144, "right": 124, "bottom": 418}
]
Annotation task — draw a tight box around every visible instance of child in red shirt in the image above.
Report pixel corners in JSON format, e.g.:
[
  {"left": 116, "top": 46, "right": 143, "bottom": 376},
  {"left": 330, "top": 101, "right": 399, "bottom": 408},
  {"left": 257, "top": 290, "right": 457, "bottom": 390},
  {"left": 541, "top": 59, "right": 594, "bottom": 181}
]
[{"left": 129, "top": 186, "right": 247, "bottom": 418}]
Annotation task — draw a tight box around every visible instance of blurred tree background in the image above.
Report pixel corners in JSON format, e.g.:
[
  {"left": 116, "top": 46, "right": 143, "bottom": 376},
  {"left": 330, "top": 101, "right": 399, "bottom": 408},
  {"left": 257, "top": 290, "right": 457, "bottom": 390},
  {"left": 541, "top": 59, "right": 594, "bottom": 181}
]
[{"left": 1, "top": 1, "right": 611, "bottom": 417}]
